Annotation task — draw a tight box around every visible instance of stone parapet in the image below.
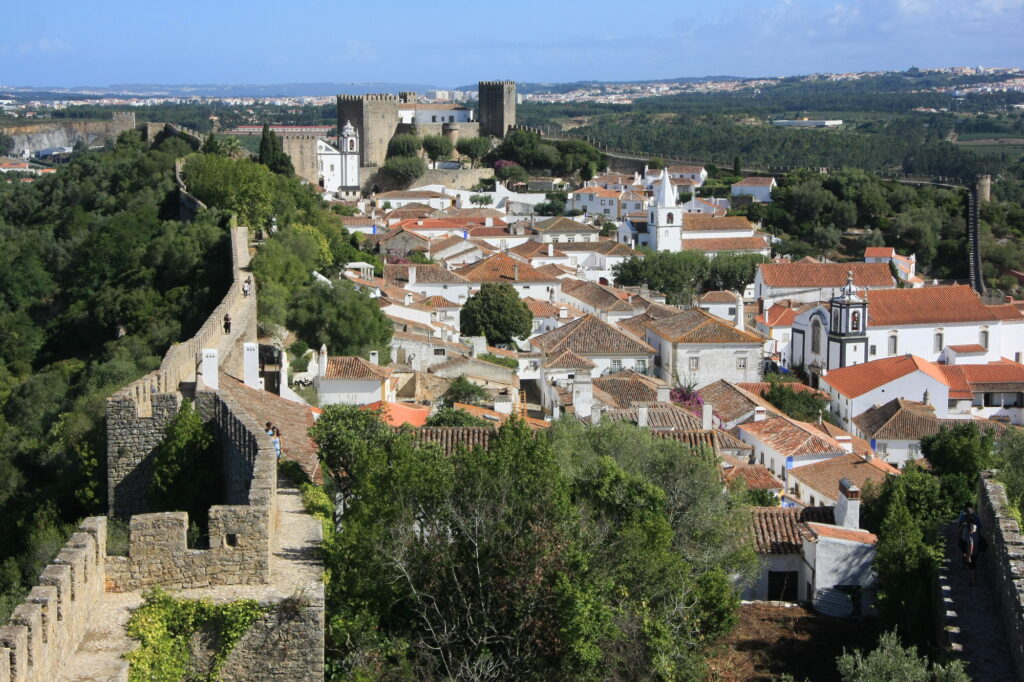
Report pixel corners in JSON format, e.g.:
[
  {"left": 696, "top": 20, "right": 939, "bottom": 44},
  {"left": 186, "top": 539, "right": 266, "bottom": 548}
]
[
  {"left": 0, "top": 518, "right": 107, "bottom": 682},
  {"left": 978, "top": 470, "right": 1024, "bottom": 680}
]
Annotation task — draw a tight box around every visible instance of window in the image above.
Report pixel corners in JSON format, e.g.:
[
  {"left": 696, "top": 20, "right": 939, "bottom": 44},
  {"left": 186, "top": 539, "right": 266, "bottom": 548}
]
[
  {"left": 611, "top": 359, "right": 622, "bottom": 372},
  {"left": 666, "top": 212, "right": 674, "bottom": 224},
  {"left": 851, "top": 311, "right": 861, "bottom": 332},
  {"left": 603, "top": 209, "right": 610, "bottom": 215},
  {"left": 870, "top": 344, "right": 877, "bottom": 356},
  {"left": 637, "top": 359, "right": 648, "bottom": 374},
  {"left": 810, "top": 496, "right": 816, "bottom": 507},
  {"left": 449, "top": 115, "right": 454, "bottom": 123},
  {"left": 225, "top": 534, "right": 238, "bottom": 548},
  {"left": 980, "top": 330, "right": 989, "bottom": 349},
  {"left": 933, "top": 332, "right": 944, "bottom": 353},
  {"left": 728, "top": 307, "right": 737, "bottom": 316},
  {"left": 348, "top": 139, "right": 355, "bottom": 151},
  {"left": 888, "top": 333, "right": 898, "bottom": 356},
  {"left": 688, "top": 357, "right": 699, "bottom": 371},
  {"left": 909, "top": 443, "right": 921, "bottom": 457},
  {"left": 737, "top": 357, "right": 747, "bottom": 369},
  {"left": 811, "top": 319, "right": 822, "bottom": 354},
  {"left": 431, "top": 115, "right": 437, "bottom": 122},
  {"left": 832, "top": 309, "right": 840, "bottom": 329}
]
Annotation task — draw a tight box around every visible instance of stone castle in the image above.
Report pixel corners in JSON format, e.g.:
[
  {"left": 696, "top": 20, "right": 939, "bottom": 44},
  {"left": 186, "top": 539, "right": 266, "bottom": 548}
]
[{"left": 0, "top": 167, "right": 324, "bottom": 680}]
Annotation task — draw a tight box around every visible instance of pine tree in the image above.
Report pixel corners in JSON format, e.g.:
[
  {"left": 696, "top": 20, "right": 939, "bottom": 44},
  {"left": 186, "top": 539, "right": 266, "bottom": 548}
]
[{"left": 258, "top": 123, "right": 275, "bottom": 167}]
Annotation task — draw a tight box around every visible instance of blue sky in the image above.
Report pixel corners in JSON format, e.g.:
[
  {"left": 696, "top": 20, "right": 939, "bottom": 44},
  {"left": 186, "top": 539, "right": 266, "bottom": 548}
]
[{"left": 2, "top": 0, "right": 1022, "bottom": 88}]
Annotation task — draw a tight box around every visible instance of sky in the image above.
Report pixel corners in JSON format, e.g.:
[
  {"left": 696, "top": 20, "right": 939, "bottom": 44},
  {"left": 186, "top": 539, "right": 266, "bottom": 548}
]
[{"left": 2, "top": 0, "right": 1022, "bottom": 88}]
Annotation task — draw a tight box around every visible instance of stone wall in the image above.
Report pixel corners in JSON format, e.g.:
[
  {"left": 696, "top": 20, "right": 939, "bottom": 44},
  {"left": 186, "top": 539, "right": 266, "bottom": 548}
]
[
  {"left": 106, "top": 223, "right": 253, "bottom": 517},
  {"left": 0, "top": 113, "right": 136, "bottom": 157},
  {"left": 977, "top": 471, "right": 1024, "bottom": 680},
  {"left": 280, "top": 134, "right": 319, "bottom": 186},
  {"left": 0, "top": 517, "right": 108, "bottom": 682},
  {"left": 478, "top": 81, "right": 516, "bottom": 138},
  {"left": 175, "top": 158, "right": 208, "bottom": 221},
  {"left": 338, "top": 94, "right": 399, "bottom": 168},
  {"left": 106, "top": 389, "right": 276, "bottom": 592}
]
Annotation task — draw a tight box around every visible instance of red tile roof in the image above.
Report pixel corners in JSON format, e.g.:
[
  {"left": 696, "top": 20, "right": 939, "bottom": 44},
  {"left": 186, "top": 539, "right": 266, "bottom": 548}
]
[
  {"left": 681, "top": 215, "right": 754, "bottom": 233},
  {"left": 806, "top": 522, "right": 877, "bottom": 545},
  {"left": 821, "top": 355, "right": 950, "bottom": 399},
  {"left": 750, "top": 507, "right": 835, "bottom": 554},
  {"left": 593, "top": 370, "right": 667, "bottom": 408},
  {"left": 698, "top": 290, "right": 742, "bottom": 304},
  {"left": 852, "top": 399, "right": 941, "bottom": 440},
  {"left": 948, "top": 344, "right": 987, "bottom": 353},
  {"left": 363, "top": 401, "right": 430, "bottom": 427},
  {"left": 410, "top": 427, "right": 492, "bottom": 455},
  {"left": 733, "top": 176, "right": 776, "bottom": 187},
  {"left": 646, "top": 308, "right": 764, "bottom": 344},
  {"left": 724, "top": 465, "right": 784, "bottom": 490},
  {"left": 790, "top": 453, "right": 899, "bottom": 500},
  {"left": 532, "top": 314, "right": 654, "bottom": 356},
  {"left": 739, "top": 416, "right": 846, "bottom": 457},
  {"left": 864, "top": 246, "right": 896, "bottom": 258},
  {"left": 453, "top": 253, "right": 560, "bottom": 283},
  {"left": 543, "top": 349, "right": 596, "bottom": 370},
  {"left": 323, "top": 357, "right": 393, "bottom": 381},
  {"left": 683, "top": 235, "right": 770, "bottom": 252},
  {"left": 758, "top": 262, "right": 894, "bottom": 289},
  {"left": 865, "top": 286, "right": 1001, "bottom": 326}
]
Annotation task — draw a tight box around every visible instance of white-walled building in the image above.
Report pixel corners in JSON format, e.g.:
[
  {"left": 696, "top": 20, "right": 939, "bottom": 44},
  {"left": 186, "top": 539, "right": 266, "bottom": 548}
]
[
  {"left": 731, "top": 176, "right": 777, "bottom": 203},
  {"left": 319, "top": 121, "right": 361, "bottom": 199},
  {"left": 696, "top": 290, "right": 744, "bottom": 321},
  {"left": 374, "top": 190, "right": 455, "bottom": 211},
  {"left": 788, "top": 453, "right": 898, "bottom": 507},
  {"left": 530, "top": 216, "right": 601, "bottom": 244},
  {"left": 643, "top": 308, "right": 764, "bottom": 388},
  {"left": 314, "top": 350, "right": 395, "bottom": 406},
  {"left": 384, "top": 264, "right": 472, "bottom": 301},
  {"left": 863, "top": 246, "right": 921, "bottom": 286},
  {"left": 398, "top": 103, "right": 474, "bottom": 124},
  {"left": 528, "top": 313, "right": 655, "bottom": 378},
  {"left": 453, "top": 253, "right": 562, "bottom": 300},
  {"left": 754, "top": 262, "right": 895, "bottom": 308},
  {"left": 737, "top": 414, "right": 853, "bottom": 481}
]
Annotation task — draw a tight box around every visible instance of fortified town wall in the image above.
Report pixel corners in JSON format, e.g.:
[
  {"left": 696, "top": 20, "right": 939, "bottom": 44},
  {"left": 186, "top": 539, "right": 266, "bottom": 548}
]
[{"left": 977, "top": 471, "right": 1024, "bottom": 679}]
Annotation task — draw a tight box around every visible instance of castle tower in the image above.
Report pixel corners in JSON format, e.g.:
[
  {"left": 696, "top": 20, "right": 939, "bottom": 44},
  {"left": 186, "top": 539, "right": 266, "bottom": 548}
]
[
  {"left": 399, "top": 91, "right": 417, "bottom": 104},
  {"left": 478, "top": 81, "right": 516, "bottom": 137},
  {"left": 826, "top": 271, "right": 869, "bottom": 369},
  {"left": 336, "top": 94, "right": 400, "bottom": 167},
  {"left": 339, "top": 120, "right": 360, "bottom": 196}
]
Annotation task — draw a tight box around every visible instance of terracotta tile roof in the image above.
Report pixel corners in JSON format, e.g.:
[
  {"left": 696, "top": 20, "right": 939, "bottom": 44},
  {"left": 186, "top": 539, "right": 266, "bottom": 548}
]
[
  {"left": 750, "top": 507, "right": 835, "bottom": 554},
  {"left": 570, "top": 187, "right": 620, "bottom": 199},
  {"left": 562, "top": 281, "right": 640, "bottom": 312},
  {"left": 376, "top": 189, "right": 451, "bottom": 200},
  {"left": 531, "top": 314, "right": 654, "bottom": 356},
  {"left": 852, "top": 399, "right": 941, "bottom": 440},
  {"left": 682, "top": 215, "right": 754, "bottom": 233},
  {"left": 593, "top": 370, "right": 667, "bottom": 408},
  {"left": 651, "top": 429, "right": 719, "bottom": 453},
  {"left": 935, "top": 365, "right": 973, "bottom": 400},
  {"left": 864, "top": 247, "right": 895, "bottom": 258},
  {"left": 667, "top": 165, "right": 705, "bottom": 174},
  {"left": 523, "top": 297, "right": 558, "bottom": 317},
  {"left": 724, "top": 465, "right": 784, "bottom": 490},
  {"left": 956, "top": 360, "right": 1024, "bottom": 391},
  {"left": 683, "top": 235, "right": 770, "bottom": 252},
  {"left": 410, "top": 426, "right": 492, "bottom": 455},
  {"left": 810, "top": 420, "right": 873, "bottom": 455},
  {"left": 739, "top": 416, "right": 847, "bottom": 457},
  {"left": 806, "top": 522, "right": 877, "bottom": 545},
  {"left": 509, "top": 241, "right": 567, "bottom": 258},
  {"left": 543, "top": 349, "right": 597, "bottom": 370},
  {"left": 557, "top": 240, "right": 640, "bottom": 256},
  {"left": 533, "top": 216, "right": 600, "bottom": 234},
  {"left": 948, "top": 344, "right": 987, "bottom": 353},
  {"left": 822, "top": 355, "right": 950, "bottom": 399},
  {"left": 384, "top": 264, "right": 469, "bottom": 286},
  {"left": 421, "top": 295, "right": 461, "bottom": 309},
  {"left": 536, "top": 263, "right": 577, "bottom": 278},
  {"left": 698, "top": 290, "right": 742, "bottom": 304},
  {"left": 363, "top": 401, "right": 430, "bottom": 427},
  {"left": 790, "top": 453, "right": 899, "bottom": 500},
  {"left": 217, "top": 373, "right": 321, "bottom": 484},
  {"left": 323, "top": 356, "right": 393, "bottom": 381},
  {"left": 454, "top": 253, "right": 560, "bottom": 283},
  {"left": 697, "top": 380, "right": 781, "bottom": 423},
  {"left": 602, "top": 402, "right": 704, "bottom": 430},
  {"left": 737, "top": 382, "right": 829, "bottom": 399},
  {"left": 733, "top": 176, "right": 776, "bottom": 186},
  {"left": 645, "top": 308, "right": 764, "bottom": 344},
  {"left": 758, "top": 262, "right": 894, "bottom": 289},
  {"left": 619, "top": 305, "right": 681, "bottom": 337},
  {"left": 986, "top": 302, "right": 1024, "bottom": 320},
  {"left": 865, "top": 285, "right": 1000, "bottom": 326}
]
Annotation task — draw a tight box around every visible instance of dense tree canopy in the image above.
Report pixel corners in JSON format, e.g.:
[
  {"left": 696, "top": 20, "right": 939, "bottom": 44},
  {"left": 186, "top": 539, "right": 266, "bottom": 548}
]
[
  {"left": 309, "top": 409, "right": 756, "bottom": 679},
  {"left": 614, "top": 251, "right": 768, "bottom": 304},
  {"left": 421, "top": 134, "right": 454, "bottom": 167},
  {"left": 460, "top": 282, "right": 532, "bottom": 344},
  {"left": 183, "top": 154, "right": 275, "bottom": 228},
  {"left": 286, "top": 282, "right": 392, "bottom": 358},
  {"left": 257, "top": 123, "right": 295, "bottom": 176},
  {"left": 381, "top": 156, "right": 427, "bottom": 188}
]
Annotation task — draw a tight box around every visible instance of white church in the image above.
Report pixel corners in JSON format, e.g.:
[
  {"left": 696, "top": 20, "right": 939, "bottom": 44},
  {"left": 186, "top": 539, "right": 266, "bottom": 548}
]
[
  {"left": 616, "top": 168, "right": 685, "bottom": 252},
  {"left": 317, "top": 120, "right": 361, "bottom": 200}
]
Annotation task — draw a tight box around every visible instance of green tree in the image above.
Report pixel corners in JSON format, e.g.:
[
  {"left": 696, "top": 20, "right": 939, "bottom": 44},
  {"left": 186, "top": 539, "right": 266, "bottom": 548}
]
[
  {"left": 184, "top": 154, "right": 275, "bottom": 228},
  {"left": 733, "top": 155, "right": 741, "bottom": 176},
  {"left": 460, "top": 282, "right": 532, "bottom": 344},
  {"left": 456, "top": 136, "right": 492, "bottom": 168},
  {"left": 440, "top": 376, "right": 488, "bottom": 407},
  {"left": 763, "top": 381, "right": 833, "bottom": 423},
  {"left": 257, "top": 123, "right": 294, "bottom": 176},
  {"left": 286, "top": 282, "right": 392, "bottom": 358},
  {"left": 386, "top": 133, "right": 421, "bottom": 158},
  {"left": 468, "top": 194, "right": 493, "bottom": 207},
  {"left": 380, "top": 156, "right": 427, "bottom": 188},
  {"left": 0, "top": 132, "right": 13, "bottom": 155},
  {"left": 837, "top": 630, "right": 968, "bottom": 681},
  {"left": 921, "top": 422, "right": 994, "bottom": 512},
  {"left": 421, "top": 135, "right": 454, "bottom": 168},
  {"left": 425, "top": 407, "right": 491, "bottom": 427},
  {"left": 201, "top": 132, "right": 222, "bottom": 155}
]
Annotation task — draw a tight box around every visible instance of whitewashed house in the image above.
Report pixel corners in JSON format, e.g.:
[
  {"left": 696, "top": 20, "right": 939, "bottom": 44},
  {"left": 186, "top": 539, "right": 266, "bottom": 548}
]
[
  {"left": 453, "top": 252, "right": 562, "bottom": 300},
  {"left": 731, "top": 176, "right": 777, "bottom": 203},
  {"left": 528, "top": 313, "right": 655, "bottom": 378},
  {"left": 314, "top": 349, "right": 395, "bottom": 406}
]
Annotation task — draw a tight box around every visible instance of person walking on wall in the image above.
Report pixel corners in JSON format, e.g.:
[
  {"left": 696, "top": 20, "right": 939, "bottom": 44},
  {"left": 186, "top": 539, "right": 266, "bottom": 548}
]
[
  {"left": 272, "top": 427, "right": 282, "bottom": 460},
  {"left": 963, "top": 523, "right": 983, "bottom": 584},
  {"left": 223, "top": 313, "right": 231, "bottom": 334}
]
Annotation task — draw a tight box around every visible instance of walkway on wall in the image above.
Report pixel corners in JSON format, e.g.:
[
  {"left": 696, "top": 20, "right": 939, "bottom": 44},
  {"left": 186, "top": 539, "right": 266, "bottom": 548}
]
[
  {"left": 939, "top": 523, "right": 1016, "bottom": 681},
  {"left": 57, "top": 486, "right": 322, "bottom": 681}
]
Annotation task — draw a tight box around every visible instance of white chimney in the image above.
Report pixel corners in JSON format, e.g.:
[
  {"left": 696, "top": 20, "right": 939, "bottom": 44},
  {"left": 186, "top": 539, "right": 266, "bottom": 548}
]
[
  {"left": 637, "top": 405, "right": 649, "bottom": 428},
  {"left": 408, "top": 266, "right": 417, "bottom": 285},
  {"left": 592, "top": 405, "right": 603, "bottom": 424},
  {"left": 753, "top": 406, "right": 767, "bottom": 422},
  {"left": 485, "top": 217, "right": 494, "bottom": 227},
  {"left": 735, "top": 292, "right": 745, "bottom": 331},
  {"left": 559, "top": 306, "right": 568, "bottom": 319},
  {"left": 656, "top": 384, "right": 671, "bottom": 402},
  {"left": 548, "top": 242, "right": 554, "bottom": 257},
  {"left": 243, "top": 342, "right": 260, "bottom": 389},
  {"left": 369, "top": 350, "right": 379, "bottom": 365},
  {"left": 494, "top": 395, "right": 513, "bottom": 415},
  {"left": 404, "top": 292, "right": 413, "bottom": 305},
  {"left": 836, "top": 478, "right": 861, "bottom": 528},
  {"left": 318, "top": 344, "right": 328, "bottom": 377},
  {"left": 702, "top": 403, "right": 713, "bottom": 430},
  {"left": 836, "top": 434, "right": 853, "bottom": 453},
  {"left": 201, "top": 349, "right": 219, "bottom": 391},
  {"left": 572, "top": 374, "right": 593, "bottom": 419}
]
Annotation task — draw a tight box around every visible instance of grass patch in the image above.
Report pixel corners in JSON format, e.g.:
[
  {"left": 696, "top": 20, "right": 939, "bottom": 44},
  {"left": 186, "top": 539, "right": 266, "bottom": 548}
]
[{"left": 107, "top": 518, "right": 130, "bottom": 556}]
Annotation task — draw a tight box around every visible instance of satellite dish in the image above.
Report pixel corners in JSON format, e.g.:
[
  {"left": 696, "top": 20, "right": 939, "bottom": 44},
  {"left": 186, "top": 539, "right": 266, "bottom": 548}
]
[{"left": 813, "top": 587, "right": 854, "bottom": 618}]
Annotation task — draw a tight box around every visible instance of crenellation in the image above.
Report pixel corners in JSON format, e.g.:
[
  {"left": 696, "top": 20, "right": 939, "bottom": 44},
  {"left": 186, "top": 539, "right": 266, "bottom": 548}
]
[
  {"left": 8, "top": 605, "right": 41, "bottom": 676},
  {"left": 0, "top": 625, "right": 27, "bottom": 682},
  {"left": 0, "top": 648, "right": 9, "bottom": 682}
]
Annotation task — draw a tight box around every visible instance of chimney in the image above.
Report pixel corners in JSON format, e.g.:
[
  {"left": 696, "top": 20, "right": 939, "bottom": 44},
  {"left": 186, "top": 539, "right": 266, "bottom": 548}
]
[
  {"left": 735, "top": 292, "right": 745, "bottom": 331},
  {"left": 408, "top": 266, "right": 417, "bottom": 285},
  {"left": 836, "top": 434, "right": 853, "bottom": 453},
  {"left": 201, "top": 349, "right": 219, "bottom": 391},
  {"left": 318, "top": 344, "right": 328, "bottom": 377},
  {"left": 548, "top": 242, "right": 554, "bottom": 257},
  {"left": 513, "top": 263, "right": 519, "bottom": 280},
  {"left": 702, "top": 403, "right": 713, "bottom": 430},
  {"left": 369, "top": 350, "right": 379, "bottom": 365},
  {"left": 469, "top": 336, "right": 486, "bottom": 358},
  {"left": 637, "top": 405, "right": 649, "bottom": 428},
  {"left": 404, "top": 292, "right": 413, "bottom": 305},
  {"left": 559, "top": 306, "right": 568, "bottom": 319},
  {"left": 243, "top": 342, "right": 260, "bottom": 389},
  {"left": 592, "top": 405, "right": 603, "bottom": 424},
  {"left": 753, "top": 406, "right": 767, "bottom": 422},
  {"left": 494, "top": 395, "right": 513, "bottom": 415},
  {"left": 836, "top": 478, "right": 861, "bottom": 528},
  {"left": 573, "top": 374, "right": 593, "bottom": 419},
  {"left": 485, "top": 217, "right": 493, "bottom": 227},
  {"left": 657, "top": 384, "right": 671, "bottom": 402}
]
